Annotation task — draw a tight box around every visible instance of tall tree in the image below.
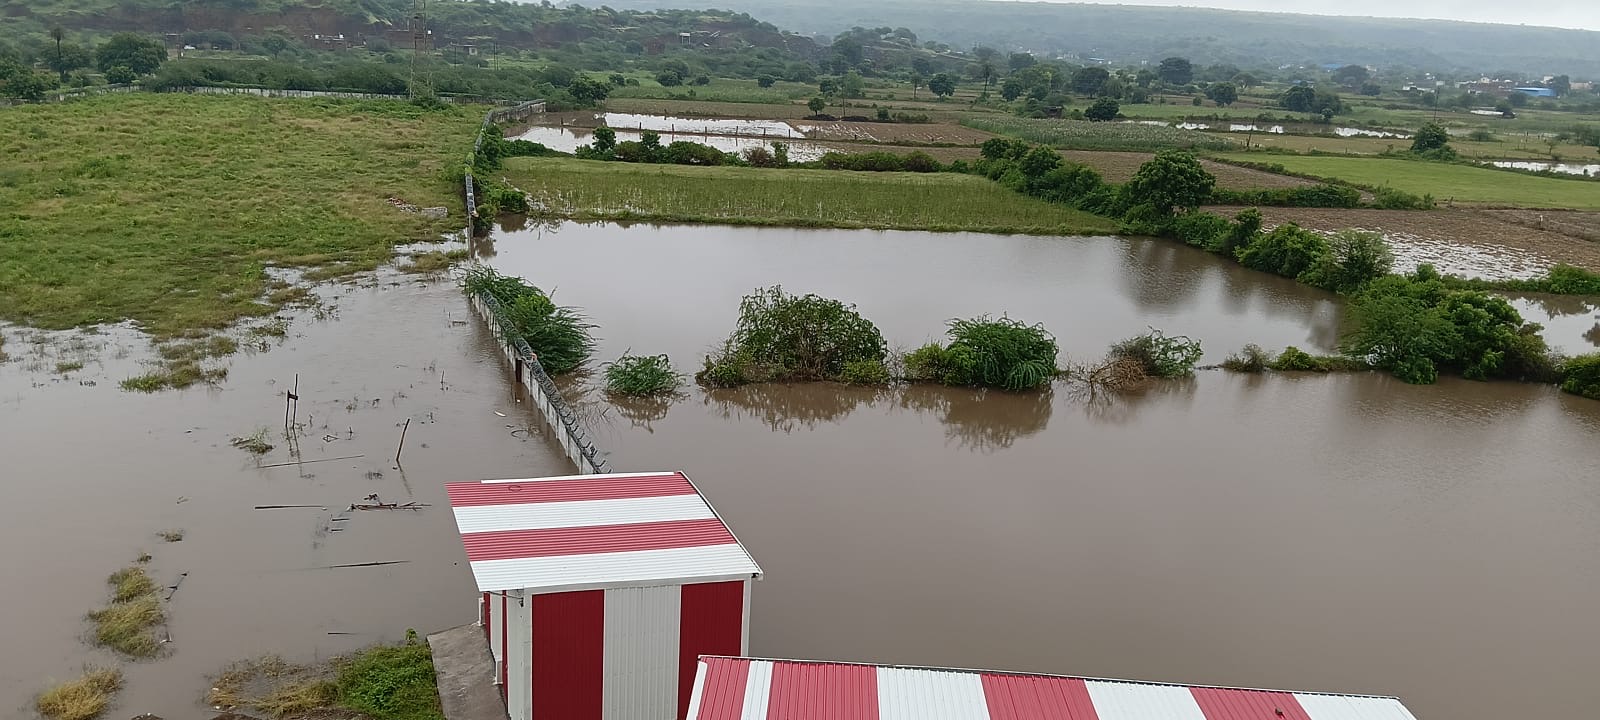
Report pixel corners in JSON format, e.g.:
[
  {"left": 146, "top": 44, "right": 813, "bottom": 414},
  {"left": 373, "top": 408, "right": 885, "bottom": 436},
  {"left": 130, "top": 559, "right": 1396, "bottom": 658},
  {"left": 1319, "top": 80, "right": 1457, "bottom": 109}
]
[
  {"left": 50, "top": 26, "right": 64, "bottom": 82},
  {"left": 95, "top": 33, "right": 166, "bottom": 75},
  {"left": 928, "top": 72, "right": 956, "bottom": 98},
  {"left": 1008, "top": 52, "right": 1036, "bottom": 72},
  {"left": 1205, "top": 81, "right": 1237, "bottom": 106},
  {"left": 1157, "top": 56, "right": 1192, "bottom": 85},
  {"left": 1071, "top": 66, "right": 1110, "bottom": 95},
  {"left": 1331, "top": 64, "right": 1370, "bottom": 88}
]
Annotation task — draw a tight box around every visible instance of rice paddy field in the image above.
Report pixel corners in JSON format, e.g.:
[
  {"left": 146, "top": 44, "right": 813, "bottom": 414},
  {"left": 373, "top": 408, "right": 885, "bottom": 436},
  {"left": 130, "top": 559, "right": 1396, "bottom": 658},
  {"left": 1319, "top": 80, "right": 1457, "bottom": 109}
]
[
  {"left": 0, "top": 93, "right": 478, "bottom": 337},
  {"left": 1213, "top": 154, "right": 1600, "bottom": 210},
  {"left": 501, "top": 157, "right": 1118, "bottom": 235}
]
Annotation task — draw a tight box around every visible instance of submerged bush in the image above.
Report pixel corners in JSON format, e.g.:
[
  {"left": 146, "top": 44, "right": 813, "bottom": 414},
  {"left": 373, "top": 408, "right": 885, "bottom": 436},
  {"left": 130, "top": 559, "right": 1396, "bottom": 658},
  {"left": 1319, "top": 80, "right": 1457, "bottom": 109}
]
[
  {"left": 604, "top": 353, "right": 683, "bottom": 397},
  {"left": 463, "top": 266, "right": 595, "bottom": 374},
  {"left": 1109, "top": 329, "right": 1203, "bottom": 377},
  {"left": 1341, "top": 275, "right": 1549, "bottom": 384},
  {"left": 1171, "top": 211, "right": 1233, "bottom": 248},
  {"left": 907, "top": 316, "right": 1059, "bottom": 391},
  {"left": 1561, "top": 353, "right": 1600, "bottom": 399},
  {"left": 1301, "top": 229, "right": 1394, "bottom": 294},
  {"left": 697, "top": 286, "right": 886, "bottom": 387},
  {"left": 1235, "top": 223, "right": 1330, "bottom": 281},
  {"left": 1221, "top": 343, "right": 1269, "bottom": 372},
  {"left": 838, "top": 358, "right": 892, "bottom": 385}
]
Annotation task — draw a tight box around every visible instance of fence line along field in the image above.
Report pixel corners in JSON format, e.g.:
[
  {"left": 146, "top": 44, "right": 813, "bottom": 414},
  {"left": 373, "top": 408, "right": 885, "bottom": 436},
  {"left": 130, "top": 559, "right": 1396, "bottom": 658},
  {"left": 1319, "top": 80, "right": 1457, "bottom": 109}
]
[
  {"left": 503, "top": 157, "right": 1119, "bottom": 235},
  {"left": 1214, "top": 154, "right": 1600, "bottom": 210},
  {"left": 0, "top": 93, "right": 477, "bottom": 338}
]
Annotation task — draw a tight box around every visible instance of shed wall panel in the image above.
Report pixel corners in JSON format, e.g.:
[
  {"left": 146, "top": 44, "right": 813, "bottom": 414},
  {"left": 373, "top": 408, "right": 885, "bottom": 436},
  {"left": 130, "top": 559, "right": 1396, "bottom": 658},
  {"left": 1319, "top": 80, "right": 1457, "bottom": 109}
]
[
  {"left": 766, "top": 661, "right": 878, "bottom": 720},
  {"left": 506, "top": 592, "right": 528, "bottom": 720},
  {"left": 532, "top": 590, "right": 605, "bottom": 720},
  {"left": 679, "top": 581, "right": 747, "bottom": 720},
  {"left": 603, "top": 585, "right": 682, "bottom": 720},
  {"left": 981, "top": 673, "right": 1099, "bottom": 720},
  {"left": 1084, "top": 680, "right": 1207, "bottom": 720},
  {"left": 1191, "top": 687, "right": 1310, "bottom": 720},
  {"left": 1292, "top": 694, "right": 1420, "bottom": 720},
  {"left": 878, "top": 666, "right": 990, "bottom": 720}
]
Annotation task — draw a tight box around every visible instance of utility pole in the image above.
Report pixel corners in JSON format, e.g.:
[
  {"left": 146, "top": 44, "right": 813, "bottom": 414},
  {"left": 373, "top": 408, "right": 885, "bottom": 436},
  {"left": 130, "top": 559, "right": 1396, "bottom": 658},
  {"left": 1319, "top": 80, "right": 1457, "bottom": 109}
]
[{"left": 409, "top": 0, "right": 426, "bottom": 99}]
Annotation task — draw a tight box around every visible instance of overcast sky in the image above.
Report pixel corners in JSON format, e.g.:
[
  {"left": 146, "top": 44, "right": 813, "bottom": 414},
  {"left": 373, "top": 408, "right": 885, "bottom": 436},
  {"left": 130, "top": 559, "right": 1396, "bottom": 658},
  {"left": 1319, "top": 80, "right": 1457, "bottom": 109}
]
[{"left": 1056, "top": 0, "right": 1600, "bottom": 31}]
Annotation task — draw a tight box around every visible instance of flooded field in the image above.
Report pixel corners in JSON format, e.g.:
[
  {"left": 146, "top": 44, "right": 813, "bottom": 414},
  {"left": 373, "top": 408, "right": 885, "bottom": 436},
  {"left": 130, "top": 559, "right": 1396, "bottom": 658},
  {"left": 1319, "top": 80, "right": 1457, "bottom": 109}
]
[
  {"left": 5, "top": 222, "right": 1599, "bottom": 720},
  {"left": 0, "top": 268, "right": 574, "bottom": 718},
  {"left": 1487, "top": 160, "right": 1600, "bottom": 177},
  {"left": 511, "top": 123, "right": 828, "bottom": 161},
  {"left": 482, "top": 221, "right": 1600, "bottom": 720}
]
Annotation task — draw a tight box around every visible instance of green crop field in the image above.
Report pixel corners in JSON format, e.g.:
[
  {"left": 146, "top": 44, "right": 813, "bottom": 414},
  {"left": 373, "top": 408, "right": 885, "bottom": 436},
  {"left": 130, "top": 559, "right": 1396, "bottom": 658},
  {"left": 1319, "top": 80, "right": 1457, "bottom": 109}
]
[
  {"left": 0, "top": 93, "right": 477, "bottom": 337},
  {"left": 1214, "top": 153, "right": 1600, "bottom": 209},
  {"left": 502, "top": 157, "right": 1118, "bottom": 235}
]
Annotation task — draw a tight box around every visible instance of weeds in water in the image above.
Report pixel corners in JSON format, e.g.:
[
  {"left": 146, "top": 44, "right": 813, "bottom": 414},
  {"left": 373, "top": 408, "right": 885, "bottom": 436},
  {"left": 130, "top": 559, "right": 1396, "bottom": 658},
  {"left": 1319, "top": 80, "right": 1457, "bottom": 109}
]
[
  {"left": 335, "top": 630, "right": 441, "bottom": 720},
  {"left": 35, "top": 667, "right": 122, "bottom": 720},
  {"left": 906, "top": 316, "right": 1058, "bottom": 391},
  {"left": 231, "top": 428, "right": 275, "bottom": 455},
  {"left": 838, "top": 358, "right": 891, "bottom": 385},
  {"left": 209, "top": 631, "right": 442, "bottom": 720},
  {"left": 401, "top": 248, "right": 470, "bottom": 274},
  {"left": 1109, "top": 328, "right": 1203, "bottom": 378},
  {"left": 698, "top": 286, "right": 887, "bottom": 387},
  {"left": 603, "top": 353, "right": 683, "bottom": 397},
  {"left": 1221, "top": 344, "right": 1270, "bottom": 373},
  {"left": 119, "top": 361, "right": 228, "bottom": 392},
  {"left": 157, "top": 529, "right": 185, "bottom": 543},
  {"left": 249, "top": 319, "right": 291, "bottom": 339},
  {"left": 89, "top": 566, "right": 164, "bottom": 658},
  {"left": 55, "top": 360, "right": 84, "bottom": 373},
  {"left": 463, "top": 266, "right": 595, "bottom": 374}
]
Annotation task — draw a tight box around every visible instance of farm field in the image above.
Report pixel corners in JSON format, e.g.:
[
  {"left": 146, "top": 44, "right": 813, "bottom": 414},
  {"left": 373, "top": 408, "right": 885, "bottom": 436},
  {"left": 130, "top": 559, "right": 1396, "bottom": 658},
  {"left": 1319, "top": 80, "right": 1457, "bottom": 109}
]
[
  {"left": 1213, "top": 154, "right": 1600, "bottom": 209},
  {"left": 0, "top": 93, "right": 475, "bottom": 337},
  {"left": 502, "top": 156, "right": 1119, "bottom": 235},
  {"left": 1207, "top": 205, "right": 1600, "bottom": 273}
]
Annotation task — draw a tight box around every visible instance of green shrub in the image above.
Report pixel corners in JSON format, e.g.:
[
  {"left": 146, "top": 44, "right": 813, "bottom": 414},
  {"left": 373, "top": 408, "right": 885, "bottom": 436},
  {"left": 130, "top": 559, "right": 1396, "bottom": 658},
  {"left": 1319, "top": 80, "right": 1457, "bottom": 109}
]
[
  {"left": 463, "top": 266, "right": 595, "bottom": 374},
  {"left": 698, "top": 286, "right": 887, "bottom": 386},
  {"left": 1171, "top": 211, "right": 1232, "bottom": 248},
  {"left": 901, "top": 151, "right": 942, "bottom": 173},
  {"left": 1561, "top": 353, "right": 1600, "bottom": 399},
  {"left": 903, "top": 343, "right": 979, "bottom": 386},
  {"left": 1301, "top": 229, "right": 1394, "bottom": 294},
  {"left": 838, "top": 358, "right": 891, "bottom": 385},
  {"left": 942, "top": 316, "right": 1058, "bottom": 391},
  {"left": 1541, "top": 264, "right": 1600, "bottom": 295},
  {"left": 1371, "top": 186, "right": 1436, "bottom": 209},
  {"left": 1235, "top": 223, "right": 1331, "bottom": 280},
  {"left": 604, "top": 353, "right": 682, "bottom": 396},
  {"left": 1109, "top": 329, "right": 1203, "bottom": 377},
  {"left": 1209, "top": 184, "right": 1360, "bottom": 208},
  {"left": 1340, "top": 275, "right": 1547, "bottom": 384},
  {"left": 1221, "top": 344, "right": 1269, "bottom": 372},
  {"left": 1211, "top": 208, "right": 1263, "bottom": 255},
  {"left": 1271, "top": 346, "right": 1327, "bottom": 371}
]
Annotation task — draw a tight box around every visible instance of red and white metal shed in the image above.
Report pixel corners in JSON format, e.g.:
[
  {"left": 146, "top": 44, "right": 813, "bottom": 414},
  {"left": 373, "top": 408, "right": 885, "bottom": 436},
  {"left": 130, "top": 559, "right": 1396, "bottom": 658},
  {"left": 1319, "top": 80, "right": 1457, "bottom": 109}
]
[
  {"left": 446, "top": 472, "right": 763, "bottom": 720},
  {"left": 686, "top": 657, "right": 1420, "bottom": 720}
]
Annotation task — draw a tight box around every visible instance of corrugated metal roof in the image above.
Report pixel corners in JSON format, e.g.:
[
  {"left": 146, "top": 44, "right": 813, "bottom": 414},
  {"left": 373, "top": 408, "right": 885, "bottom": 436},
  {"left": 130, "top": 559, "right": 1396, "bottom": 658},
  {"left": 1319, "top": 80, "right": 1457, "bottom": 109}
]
[
  {"left": 690, "top": 657, "right": 1420, "bottom": 720},
  {"left": 446, "top": 472, "right": 762, "bottom": 593}
]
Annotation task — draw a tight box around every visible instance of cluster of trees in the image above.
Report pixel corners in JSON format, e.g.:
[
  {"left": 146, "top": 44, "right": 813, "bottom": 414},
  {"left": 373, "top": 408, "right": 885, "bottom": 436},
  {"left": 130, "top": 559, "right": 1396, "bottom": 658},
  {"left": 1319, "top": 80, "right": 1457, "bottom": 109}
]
[
  {"left": 1280, "top": 84, "right": 1344, "bottom": 118},
  {"left": 575, "top": 127, "right": 774, "bottom": 167},
  {"left": 0, "top": 31, "right": 165, "bottom": 100}
]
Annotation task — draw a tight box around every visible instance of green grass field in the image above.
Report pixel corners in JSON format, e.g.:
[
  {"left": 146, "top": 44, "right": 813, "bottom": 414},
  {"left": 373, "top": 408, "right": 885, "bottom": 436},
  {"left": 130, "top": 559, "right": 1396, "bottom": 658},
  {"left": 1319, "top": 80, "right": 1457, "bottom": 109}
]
[
  {"left": 1215, "top": 153, "right": 1600, "bottom": 209},
  {"left": 502, "top": 157, "right": 1118, "bottom": 235},
  {"left": 0, "top": 93, "right": 478, "bottom": 337}
]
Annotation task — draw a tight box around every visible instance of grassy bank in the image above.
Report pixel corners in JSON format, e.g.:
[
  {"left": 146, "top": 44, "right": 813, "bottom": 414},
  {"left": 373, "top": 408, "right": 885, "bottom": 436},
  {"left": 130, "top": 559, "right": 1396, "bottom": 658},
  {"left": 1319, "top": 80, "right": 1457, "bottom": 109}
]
[
  {"left": 1214, "top": 154, "right": 1600, "bottom": 210},
  {"left": 500, "top": 157, "right": 1118, "bottom": 235},
  {"left": 0, "top": 94, "right": 480, "bottom": 338},
  {"left": 209, "top": 633, "right": 442, "bottom": 720}
]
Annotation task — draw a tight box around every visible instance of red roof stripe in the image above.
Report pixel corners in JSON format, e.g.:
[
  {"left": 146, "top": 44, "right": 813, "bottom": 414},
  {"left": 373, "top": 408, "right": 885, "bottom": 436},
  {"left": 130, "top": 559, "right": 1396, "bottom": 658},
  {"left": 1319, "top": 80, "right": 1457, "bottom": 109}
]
[
  {"left": 1190, "top": 687, "right": 1313, "bottom": 720},
  {"left": 445, "top": 474, "right": 695, "bottom": 507},
  {"left": 982, "top": 673, "right": 1101, "bottom": 720},
  {"left": 767, "top": 661, "right": 879, "bottom": 720},
  {"left": 460, "top": 518, "right": 737, "bottom": 561},
  {"left": 695, "top": 657, "right": 752, "bottom": 720}
]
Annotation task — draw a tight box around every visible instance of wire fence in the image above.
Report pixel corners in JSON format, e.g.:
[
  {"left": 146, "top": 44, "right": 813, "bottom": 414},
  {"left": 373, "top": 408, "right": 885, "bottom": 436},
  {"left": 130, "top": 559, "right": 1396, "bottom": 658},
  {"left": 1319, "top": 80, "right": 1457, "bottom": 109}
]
[{"left": 462, "top": 100, "right": 609, "bottom": 475}]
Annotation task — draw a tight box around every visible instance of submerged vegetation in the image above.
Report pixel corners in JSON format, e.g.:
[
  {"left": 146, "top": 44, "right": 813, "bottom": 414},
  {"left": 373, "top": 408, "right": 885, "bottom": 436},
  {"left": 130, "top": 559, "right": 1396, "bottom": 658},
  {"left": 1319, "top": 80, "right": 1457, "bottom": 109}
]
[
  {"left": 88, "top": 564, "right": 164, "bottom": 658},
  {"left": 209, "top": 631, "right": 442, "bottom": 720},
  {"left": 35, "top": 667, "right": 122, "bottom": 720},
  {"left": 905, "top": 316, "right": 1059, "bottom": 391},
  {"left": 1109, "top": 329, "right": 1205, "bottom": 378},
  {"left": 463, "top": 266, "right": 595, "bottom": 375},
  {"left": 604, "top": 353, "right": 684, "bottom": 397},
  {"left": 699, "top": 286, "right": 888, "bottom": 387}
]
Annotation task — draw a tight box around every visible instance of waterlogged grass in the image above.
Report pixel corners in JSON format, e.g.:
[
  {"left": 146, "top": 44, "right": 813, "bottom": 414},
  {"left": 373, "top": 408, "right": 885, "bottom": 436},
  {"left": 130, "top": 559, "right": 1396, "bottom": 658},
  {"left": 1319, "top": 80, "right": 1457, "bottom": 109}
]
[
  {"left": 35, "top": 667, "right": 123, "bottom": 720},
  {"left": 209, "top": 633, "right": 442, "bottom": 720},
  {"left": 0, "top": 94, "right": 479, "bottom": 338},
  {"left": 502, "top": 157, "right": 1117, "bottom": 235},
  {"left": 963, "top": 116, "right": 1237, "bottom": 152},
  {"left": 88, "top": 565, "right": 164, "bottom": 658},
  {"left": 1214, "top": 154, "right": 1600, "bottom": 210}
]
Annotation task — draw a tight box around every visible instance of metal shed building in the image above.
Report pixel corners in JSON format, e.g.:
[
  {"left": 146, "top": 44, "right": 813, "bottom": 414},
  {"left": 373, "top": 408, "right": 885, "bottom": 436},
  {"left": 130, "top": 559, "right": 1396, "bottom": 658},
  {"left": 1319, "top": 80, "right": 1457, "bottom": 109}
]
[
  {"left": 686, "top": 657, "right": 1421, "bottom": 720},
  {"left": 446, "top": 472, "right": 763, "bottom": 720}
]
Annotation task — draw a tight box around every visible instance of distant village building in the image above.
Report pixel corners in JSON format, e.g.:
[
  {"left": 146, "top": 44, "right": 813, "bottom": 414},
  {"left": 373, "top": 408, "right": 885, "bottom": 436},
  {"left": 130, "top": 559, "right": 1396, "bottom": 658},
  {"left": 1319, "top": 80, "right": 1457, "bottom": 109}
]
[
  {"left": 305, "top": 33, "right": 354, "bottom": 51},
  {"left": 1513, "top": 86, "right": 1558, "bottom": 98}
]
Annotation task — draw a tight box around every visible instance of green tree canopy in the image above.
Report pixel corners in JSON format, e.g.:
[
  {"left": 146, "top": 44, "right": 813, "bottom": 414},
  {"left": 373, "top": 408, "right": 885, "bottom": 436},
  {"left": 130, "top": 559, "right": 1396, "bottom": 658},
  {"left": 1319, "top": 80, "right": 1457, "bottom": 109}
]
[
  {"left": 1084, "top": 97, "right": 1120, "bottom": 121},
  {"left": 95, "top": 33, "right": 166, "bottom": 75},
  {"left": 1205, "top": 81, "right": 1237, "bottom": 106},
  {"left": 1120, "top": 150, "right": 1215, "bottom": 216},
  {"left": 928, "top": 72, "right": 956, "bottom": 97},
  {"left": 1156, "top": 56, "right": 1192, "bottom": 85}
]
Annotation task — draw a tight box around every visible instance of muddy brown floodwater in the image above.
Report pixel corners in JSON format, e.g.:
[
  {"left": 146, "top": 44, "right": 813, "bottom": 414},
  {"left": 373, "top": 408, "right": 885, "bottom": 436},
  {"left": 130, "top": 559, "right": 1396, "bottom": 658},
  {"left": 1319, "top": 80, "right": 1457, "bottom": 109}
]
[
  {"left": 482, "top": 222, "right": 1600, "bottom": 720},
  {"left": 3, "top": 223, "right": 1598, "bottom": 720},
  {"left": 0, "top": 269, "right": 574, "bottom": 719}
]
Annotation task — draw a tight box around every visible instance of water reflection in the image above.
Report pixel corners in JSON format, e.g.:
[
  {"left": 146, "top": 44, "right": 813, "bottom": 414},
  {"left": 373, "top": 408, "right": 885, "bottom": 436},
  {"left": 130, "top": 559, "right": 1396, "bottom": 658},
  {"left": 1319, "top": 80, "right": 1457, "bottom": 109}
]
[
  {"left": 609, "top": 394, "right": 677, "bottom": 430},
  {"left": 1063, "top": 375, "right": 1199, "bottom": 425},
  {"left": 704, "top": 382, "right": 881, "bottom": 433},
  {"left": 897, "top": 386, "right": 1052, "bottom": 451}
]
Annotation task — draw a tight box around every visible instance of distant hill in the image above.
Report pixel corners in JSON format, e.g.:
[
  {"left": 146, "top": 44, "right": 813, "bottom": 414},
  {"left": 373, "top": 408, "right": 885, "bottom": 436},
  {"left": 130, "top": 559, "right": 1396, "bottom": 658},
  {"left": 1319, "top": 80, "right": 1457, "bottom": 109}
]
[{"left": 585, "top": 0, "right": 1600, "bottom": 77}]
